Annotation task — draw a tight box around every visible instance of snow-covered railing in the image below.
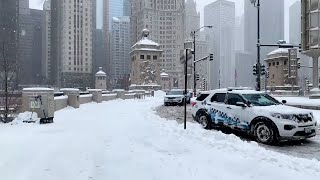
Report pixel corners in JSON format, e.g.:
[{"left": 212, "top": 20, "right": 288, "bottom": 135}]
[
  {"left": 79, "top": 94, "right": 93, "bottom": 104},
  {"left": 102, "top": 94, "right": 117, "bottom": 101},
  {"left": 124, "top": 93, "right": 136, "bottom": 99},
  {"left": 54, "top": 95, "right": 68, "bottom": 111}
]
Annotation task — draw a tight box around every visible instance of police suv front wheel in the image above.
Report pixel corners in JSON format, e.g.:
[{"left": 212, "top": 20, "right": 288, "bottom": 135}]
[
  {"left": 199, "top": 114, "right": 211, "bottom": 129},
  {"left": 254, "top": 122, "right": 277, "bottom": 145}
]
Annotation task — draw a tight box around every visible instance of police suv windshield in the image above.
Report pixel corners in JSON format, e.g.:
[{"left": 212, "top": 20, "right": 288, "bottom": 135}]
[{"left": 242, "top": 94, "right": 280, "bottom": 106}]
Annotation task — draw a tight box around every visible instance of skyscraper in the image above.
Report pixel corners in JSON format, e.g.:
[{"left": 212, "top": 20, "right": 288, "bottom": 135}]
[
  {"left": 235, "top": 15, "right": 244, "bottom": 51},
  {"left": 109, "top": 0, "right": 124, "bottom": 29},
  {"left": 131, "top": 0, "right": 185, "bottom": 88},
  {"left": 42, "top": 0, "right": 51, "bottom": 84},
  {"left": 289, "top": 1, "right": 312, "bottom": 87},
  {"left": 0, "top": 0, "right": 19, "bottom": 88},
  {"left": 110, "top": 16, "right": 131, "bottom": 88},
  {"left": 204, "top": 0, "right": 235, "bottom": 89},
  {"left": 185, "top": 0, "right": 200, "bottom": 40},
  {"left": 30, "top": 9, "right": 43, "bottom": 84},
  {"left": 103, "top": 0, "right": 110, "bottom": 77},
  {"left": 123, "top": 0, "right": 131, "bottom": 16},
  {"left": 18, "top": 0, "right": 33, "bottom": 85},
  {"left": 50, "top": 0, "right": 95, "bottom": 88}
]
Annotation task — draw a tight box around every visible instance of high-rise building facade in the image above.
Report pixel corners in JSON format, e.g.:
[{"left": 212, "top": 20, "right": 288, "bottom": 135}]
[
  {"left": 94, "top": 29, "right": 105, "bottom": 73},
  {"left": 290, "top": 1, "right": 312, "bottom": 88},
  {"left": 235, "top": 15, "right": 244, "bottom": 51},
  {"left": 29, "top": 9, "right": 43, "bottom": 85},
  {"left": 50, "top": 0, "right": 95, "bottom": 88},
  {"left": 103, "top": 0, "right": 110, "bottom": 77},
  {"left": 204, "top": 0, "right": 235, "bottom": 89},
  {"left": 123, "top": 0, "right": 131, "bottom": 16},
  {"left": 0, "top": 0, "right": 19, "bottom": 89},
  {"left": 185, "top": 0, "right": 200, "bottom": 40},
  {"left": 244, "top": 0, "right": 284, "bottom": 60},
  {"left": 42, "top": 0, "right": 51, "bottom": 84},
  {"left": 131, "top": 0, "right": 185, "bottom": 88},
  {"left": 109, "top": 0, "right": 123, "bottom": 29},
  {"left": 18, "top": 0, "right": 33, "bottom": 85},
  {"left": 110, "top": 16, "right": 131, "bottom": 88}
]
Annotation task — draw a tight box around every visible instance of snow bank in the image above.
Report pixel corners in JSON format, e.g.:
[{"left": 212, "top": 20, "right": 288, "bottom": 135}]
[
  {"left": 54, "top": 95, "right": 68, "bottom": 100},
  {"left": 0, "top": 91, "right": 319, "bottom": 180},
  {"left": 102, "top": 93, "right": 117, "bottom": 97},
  {"left": 23, "top": 87, "right": 54, "bottom": 91},
  {"left": 10, "top": 111, "right": 39, "bottom": 125},
  {"left": 79, "top": 94, "right": 93, "bottom": 98},
  {"left": 275, "top": 96, "right": 320, "bottom": 106}
]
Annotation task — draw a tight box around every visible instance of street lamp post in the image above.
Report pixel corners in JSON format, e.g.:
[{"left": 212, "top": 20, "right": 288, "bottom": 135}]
[
  {"left": 191, "top": 25, "right": 212, "bottom": 96},
  {"left": 184, "top": 41, "right": 193, "bottom": 129}
]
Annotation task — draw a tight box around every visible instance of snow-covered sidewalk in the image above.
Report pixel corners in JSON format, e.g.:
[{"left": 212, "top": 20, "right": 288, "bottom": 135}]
[
  {"left": 0, "top": 92, "right": 320, "bottom": 180},
  {"left": 274, "top": 96, "right": 320, "bottom": 107}
]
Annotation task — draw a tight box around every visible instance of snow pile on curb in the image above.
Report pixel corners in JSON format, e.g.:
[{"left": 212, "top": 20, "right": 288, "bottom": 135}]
[
  {"left": 0, "top": 91, "right": 319, "bottom": 180},
  {"left": 10, "top": 111, "right": 39, "bottom": 125}
]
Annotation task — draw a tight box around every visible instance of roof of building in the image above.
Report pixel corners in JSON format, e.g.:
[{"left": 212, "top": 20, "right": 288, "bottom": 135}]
[
  {"left": 96, "top": 67, "right": 107, "bottom": 76},
  {"left": 267, "top": 48, "right": 289, "bottom": 56},
  {"left": 160, "top": 72, "right": 169, "bottom": 77},
  {"left": 134, "top": 37, "right": 159, "bottom": 47},
  {"left": 131, "top": 29, "right": 160, "bottom": 49}
]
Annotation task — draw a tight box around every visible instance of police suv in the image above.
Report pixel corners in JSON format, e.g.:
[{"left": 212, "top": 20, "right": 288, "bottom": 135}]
[{"left": 195, "top": 88, "right": 317, "bottom": 144}]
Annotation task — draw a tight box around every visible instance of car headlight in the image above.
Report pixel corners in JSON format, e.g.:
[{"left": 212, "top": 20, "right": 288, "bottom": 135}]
[
  {"left": 271, "top": 113, "right": 295, "bottom": 120},
  {"left": 271, "top": 113, "right": 282, "bottom": 119}
]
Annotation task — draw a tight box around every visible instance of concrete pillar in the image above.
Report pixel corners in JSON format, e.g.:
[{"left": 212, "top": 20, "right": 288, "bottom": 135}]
[
  {"left": 88, "top": 89, "right": 102, "bottom": 103},
  {"left": 22, "top": 88, "right": 55, "bottom": 119},
  {"left": 61, "top": 88, "right": 80, "bottom": 108},
  {"left": 313, "top": 56, "right": 319, "bottom": 89}
]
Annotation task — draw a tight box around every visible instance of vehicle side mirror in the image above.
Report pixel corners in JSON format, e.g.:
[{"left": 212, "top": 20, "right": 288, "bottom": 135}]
[
  {"left": 236, "top": 102, "right": 247, "bottom": 108},
  {"left": 282, "top": 100, "right": 287, "bottom": 104}
]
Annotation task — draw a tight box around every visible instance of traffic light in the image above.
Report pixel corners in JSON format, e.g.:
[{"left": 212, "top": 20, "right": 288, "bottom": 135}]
[
  {"left": 196, "top": 74, "right": 200, "bottom": 81},
  {"left": 266, "top": 71, "right": 270, "bottom": 78},
  {"left": 297, "top": 62, "right": 301, "bottom": 69},
  {"left": 253, "top": 64, "right": 257, "bottom": 76},
  {"left": 261, "top": 64, "right": 266, "bottom": 75},
  {"left": 209, "top": 53, "right": 214, "bottom": 61},
  {"left": 202, "top": 78, "right": 206, "bottom": 91}
]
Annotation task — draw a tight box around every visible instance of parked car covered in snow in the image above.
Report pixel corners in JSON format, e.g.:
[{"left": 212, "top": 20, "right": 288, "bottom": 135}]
[
  {"left": 164, "top": 89, "right": 190, "bottom": 106},
  {"left": 196, "top": 88, "right": 317, "bottom": 144}
]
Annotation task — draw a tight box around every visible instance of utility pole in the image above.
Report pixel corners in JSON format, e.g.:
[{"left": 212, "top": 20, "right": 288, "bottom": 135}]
[
  {"left": 184, "top": 49, "right": 188, "bottom": 130},
  {"left": 193, "top": 30, "right": 196, "bottom": 97}
]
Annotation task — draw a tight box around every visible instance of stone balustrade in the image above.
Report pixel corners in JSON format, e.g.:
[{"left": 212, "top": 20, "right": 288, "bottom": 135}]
[{"left": 21, "top": 88, "right": 150, "bottom": 117}]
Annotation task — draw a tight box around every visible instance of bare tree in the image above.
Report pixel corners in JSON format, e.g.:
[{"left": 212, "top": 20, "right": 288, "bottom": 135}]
[{"left": 0, "top": 42, "right": 20, "bottom": 123}]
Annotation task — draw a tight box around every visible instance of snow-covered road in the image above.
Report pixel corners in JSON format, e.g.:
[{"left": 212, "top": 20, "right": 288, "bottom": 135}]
[{"left": 1, "top": 92, "right": 320, "bottom": 180}]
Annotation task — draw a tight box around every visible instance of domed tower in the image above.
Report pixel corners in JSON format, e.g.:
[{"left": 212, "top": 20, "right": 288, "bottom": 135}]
[{"left": 95, "top": 67, "right": 107, "bottom": 90}]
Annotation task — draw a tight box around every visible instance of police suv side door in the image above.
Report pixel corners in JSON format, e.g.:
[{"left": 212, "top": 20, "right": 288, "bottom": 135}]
[
  {"left": 225, "top": 93, "right": 250, "bottom": 130},
  {"left": 207, "top": 93, "right": 228, "bottom": 124}
]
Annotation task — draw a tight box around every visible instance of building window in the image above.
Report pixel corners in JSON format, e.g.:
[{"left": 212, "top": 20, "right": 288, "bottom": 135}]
[
  {"left": 284, "top": 60, "right": 287, "bottom": 65},
  {"left": 268, "top": 63, "right": 271, "bottom": 67},
  {"left": 147, "top": 55, "right": 151, "bottom": 60},
  {"left": 276, "top": 62, "right": 279, "bottom": 65},
  {"left": 140, "top": 55, "right": 144, "bottom": 59},
  {"left": 272, "top": 62, "right": 275, "bottom": 66},
  {"left": 153, "top": 56, "right": 157, "bottom": 60}
]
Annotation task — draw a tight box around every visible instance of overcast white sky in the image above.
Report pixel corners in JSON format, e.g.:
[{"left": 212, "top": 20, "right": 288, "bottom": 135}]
[{"left": 30, "top": 0, "right": 298, "bottom": 41}]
